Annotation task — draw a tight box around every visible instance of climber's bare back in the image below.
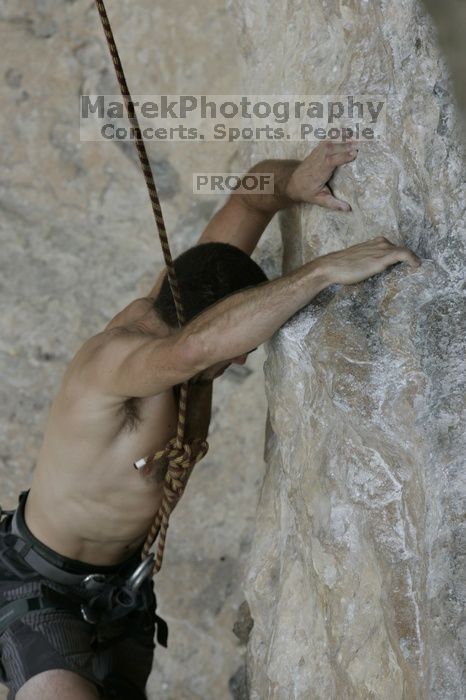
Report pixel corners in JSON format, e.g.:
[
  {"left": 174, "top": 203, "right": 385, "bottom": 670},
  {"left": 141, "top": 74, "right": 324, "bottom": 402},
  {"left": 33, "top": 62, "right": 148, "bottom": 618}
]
[{"left": 25, "top": 297, "right": 183, "bottom": 567}]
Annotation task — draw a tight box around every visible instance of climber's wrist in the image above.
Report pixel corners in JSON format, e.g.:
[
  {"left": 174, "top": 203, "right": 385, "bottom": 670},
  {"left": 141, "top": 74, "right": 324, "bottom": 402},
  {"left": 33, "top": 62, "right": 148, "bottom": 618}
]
[{"left": 237, "top": 159, "right": 301, "bottom": 213}]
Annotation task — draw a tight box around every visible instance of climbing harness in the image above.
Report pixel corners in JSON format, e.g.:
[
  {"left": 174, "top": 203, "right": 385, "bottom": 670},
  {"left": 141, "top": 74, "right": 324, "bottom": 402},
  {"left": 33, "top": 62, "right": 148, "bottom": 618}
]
[
  {"left": 0, "top": 497, "right": 168, "bottom": 647},
  {"left": 94, "top": 0, "right": 209, "bottom": 576}
]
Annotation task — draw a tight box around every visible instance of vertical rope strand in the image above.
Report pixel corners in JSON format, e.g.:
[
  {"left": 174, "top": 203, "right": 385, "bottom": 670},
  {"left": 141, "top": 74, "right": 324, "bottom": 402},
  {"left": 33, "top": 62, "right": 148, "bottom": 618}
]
[{"left": 94, "top": 0, "right": 185, "bottom": 331}]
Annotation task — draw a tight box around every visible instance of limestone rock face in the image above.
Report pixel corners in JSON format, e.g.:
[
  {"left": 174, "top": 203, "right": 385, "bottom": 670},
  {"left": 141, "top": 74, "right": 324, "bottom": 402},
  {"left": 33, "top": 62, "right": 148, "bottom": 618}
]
[{"left": 229, "top": 1, "right": 466, "bottom": 698}]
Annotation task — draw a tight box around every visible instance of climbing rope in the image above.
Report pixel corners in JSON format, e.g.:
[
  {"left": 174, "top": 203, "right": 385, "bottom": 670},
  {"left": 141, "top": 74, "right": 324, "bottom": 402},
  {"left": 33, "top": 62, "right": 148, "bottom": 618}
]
[{"left": 94, "top": 0, "right": 209, "bottom": 574}]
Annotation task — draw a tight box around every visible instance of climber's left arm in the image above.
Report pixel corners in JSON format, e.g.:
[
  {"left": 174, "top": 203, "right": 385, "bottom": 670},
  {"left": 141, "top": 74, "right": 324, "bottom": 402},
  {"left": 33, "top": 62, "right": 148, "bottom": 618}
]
[
  {"left": 146, "top": 140, "right": 358, "bottom": 294},
  {"left": 195, "top": 140, "right": 358, "bottom": 255}
]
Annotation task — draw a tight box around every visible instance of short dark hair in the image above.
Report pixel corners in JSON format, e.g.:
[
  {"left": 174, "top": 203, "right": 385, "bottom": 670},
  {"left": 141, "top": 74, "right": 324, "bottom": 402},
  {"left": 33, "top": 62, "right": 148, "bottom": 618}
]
[{"left": 153, "top": 242, "right": 268, "bottom": 328}]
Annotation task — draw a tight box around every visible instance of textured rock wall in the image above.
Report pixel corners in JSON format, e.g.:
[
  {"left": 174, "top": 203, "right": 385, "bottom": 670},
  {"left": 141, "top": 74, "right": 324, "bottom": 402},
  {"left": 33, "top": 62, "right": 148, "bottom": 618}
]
[{"left": 229, "top": 1, "right": 466, "bottom": 698}]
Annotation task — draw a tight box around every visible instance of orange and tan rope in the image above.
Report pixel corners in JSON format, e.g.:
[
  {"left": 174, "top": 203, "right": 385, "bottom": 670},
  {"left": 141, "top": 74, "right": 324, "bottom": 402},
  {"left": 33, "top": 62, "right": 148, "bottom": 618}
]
[{"left": 94, "top": 0, "right": 208, "bottom": 574}]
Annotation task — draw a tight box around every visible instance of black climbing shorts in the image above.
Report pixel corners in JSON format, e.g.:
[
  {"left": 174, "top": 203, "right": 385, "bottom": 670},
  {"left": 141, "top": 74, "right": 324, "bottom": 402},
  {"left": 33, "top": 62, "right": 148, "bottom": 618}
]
[{"left": 0, "top": 490, "right": 167, "bottom": 700}]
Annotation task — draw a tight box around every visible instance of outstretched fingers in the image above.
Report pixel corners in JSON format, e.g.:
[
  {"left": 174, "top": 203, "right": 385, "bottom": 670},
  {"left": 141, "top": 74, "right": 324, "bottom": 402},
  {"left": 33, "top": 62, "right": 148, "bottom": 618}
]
[
  {"left": 373, "top": 236, "right": 422, "bottom": 268},
  {"left": 312, "top": 140, "right": 359, "bottom": 185},
  {"left": 326, "top": 141, "right": 359, "bottom": 166},
  {"left": 387, "top": 246, "right": 422, "bottom": 268}
]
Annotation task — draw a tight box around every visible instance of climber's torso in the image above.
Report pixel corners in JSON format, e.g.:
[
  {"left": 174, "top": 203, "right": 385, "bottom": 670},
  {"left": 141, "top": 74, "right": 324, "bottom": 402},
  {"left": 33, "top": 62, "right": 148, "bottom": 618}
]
[{"left": 25, "top": 297, "right": 180, "bottom": 566}]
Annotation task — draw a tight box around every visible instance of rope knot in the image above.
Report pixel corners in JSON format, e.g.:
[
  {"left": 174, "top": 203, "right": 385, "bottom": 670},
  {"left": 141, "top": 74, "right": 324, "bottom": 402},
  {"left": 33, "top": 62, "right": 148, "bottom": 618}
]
[
  {"left": 164, "top": 438, "right": 209, "bottom": 493},
  {"left": 141, "top": 435, "right": 209, "bottom": 573}
]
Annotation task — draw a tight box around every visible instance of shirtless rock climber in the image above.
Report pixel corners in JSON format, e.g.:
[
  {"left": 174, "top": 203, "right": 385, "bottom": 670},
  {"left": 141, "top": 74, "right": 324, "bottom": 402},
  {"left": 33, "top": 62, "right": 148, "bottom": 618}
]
[{"left": 0, "top": 141, "right": 421, "bottom": 699}]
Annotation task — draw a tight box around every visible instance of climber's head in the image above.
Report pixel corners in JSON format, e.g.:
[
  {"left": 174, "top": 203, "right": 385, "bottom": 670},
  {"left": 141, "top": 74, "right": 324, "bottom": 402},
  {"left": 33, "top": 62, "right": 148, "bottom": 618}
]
[{"left": 152, "top": 242, "right": 268, "bottom": 328}]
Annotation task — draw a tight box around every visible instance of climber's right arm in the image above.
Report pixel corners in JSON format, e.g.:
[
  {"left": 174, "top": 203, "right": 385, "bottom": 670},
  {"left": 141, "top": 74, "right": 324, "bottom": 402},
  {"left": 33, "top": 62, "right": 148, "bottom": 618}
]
[
  {"left": 184, "top": 236, "right": 421, "bottom": 369},
  {"left": 79, "top": 237, "right": 420, "bottom": 398}
]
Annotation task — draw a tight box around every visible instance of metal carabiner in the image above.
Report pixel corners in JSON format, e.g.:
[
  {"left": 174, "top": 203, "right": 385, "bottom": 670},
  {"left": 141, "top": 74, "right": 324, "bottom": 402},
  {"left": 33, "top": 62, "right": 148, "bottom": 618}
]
[
  {"left": 80, "top": 574, "right": 110, "bottom": 624},
  {"left": 126, "top": 553, "right": 154, "bottom": 593},
  {"left": 81, "top": 573, "right": 107, "bottom": 593}
]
